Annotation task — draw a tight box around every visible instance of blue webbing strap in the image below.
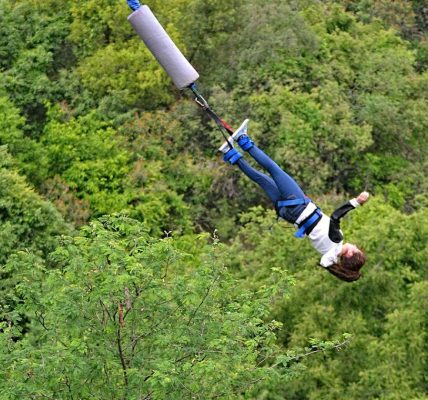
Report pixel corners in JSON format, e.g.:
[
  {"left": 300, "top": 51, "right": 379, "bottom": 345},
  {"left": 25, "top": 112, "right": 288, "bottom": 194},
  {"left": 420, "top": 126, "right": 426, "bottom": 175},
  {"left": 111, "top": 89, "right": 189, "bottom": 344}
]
[
  {"left": 223, "top": 148, "right": 242, "bottom": 165},
  {"left": 277, "top": 198, "right": 310, "bottom": 208},
  {"left": 127, "top": 0, "right": 141, "bottom": 11},
  {"left": 237, "top": 135, "right": 254, "bottom": 151},
  {"left": 294, "top": 209, "right": 322, "bottom": 238}
]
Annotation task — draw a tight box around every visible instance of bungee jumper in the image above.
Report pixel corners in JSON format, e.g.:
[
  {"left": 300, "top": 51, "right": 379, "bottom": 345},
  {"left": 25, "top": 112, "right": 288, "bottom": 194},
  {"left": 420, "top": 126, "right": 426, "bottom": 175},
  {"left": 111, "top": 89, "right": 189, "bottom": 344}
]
[
  {"left": 125, "top": 1, "right": 370, "bottom": 281},
  {"left": 218, "top": 120, "right": 369, "bottom": 282}
]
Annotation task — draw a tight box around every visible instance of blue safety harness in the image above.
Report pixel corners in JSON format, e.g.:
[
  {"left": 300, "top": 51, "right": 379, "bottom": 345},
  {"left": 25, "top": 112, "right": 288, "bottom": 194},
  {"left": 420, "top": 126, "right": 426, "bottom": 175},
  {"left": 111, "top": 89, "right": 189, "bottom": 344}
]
[{"left": 276, "top": 198, "right": 322, "bottom": 238}]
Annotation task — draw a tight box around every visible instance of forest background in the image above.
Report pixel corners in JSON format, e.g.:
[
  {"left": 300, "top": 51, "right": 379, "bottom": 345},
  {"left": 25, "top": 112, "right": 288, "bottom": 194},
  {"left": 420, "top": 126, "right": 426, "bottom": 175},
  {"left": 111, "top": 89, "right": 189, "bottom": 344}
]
[{"left": 0, "top": 0, "right": 427, "bottom": 398}]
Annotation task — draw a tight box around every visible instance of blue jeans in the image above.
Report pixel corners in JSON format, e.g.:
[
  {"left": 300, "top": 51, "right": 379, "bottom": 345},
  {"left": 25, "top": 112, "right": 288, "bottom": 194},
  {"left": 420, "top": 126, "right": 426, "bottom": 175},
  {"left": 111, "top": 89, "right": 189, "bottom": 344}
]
[{"left": 236, "top": 145, "right": 306, "bottom": 223}]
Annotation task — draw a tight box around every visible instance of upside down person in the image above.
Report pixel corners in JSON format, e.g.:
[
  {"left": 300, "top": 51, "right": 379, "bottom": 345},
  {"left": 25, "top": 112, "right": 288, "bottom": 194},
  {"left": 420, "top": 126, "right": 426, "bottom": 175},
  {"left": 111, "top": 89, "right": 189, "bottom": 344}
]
[{"left": 219, "top": 119, "right": 370, "bottom": 282}]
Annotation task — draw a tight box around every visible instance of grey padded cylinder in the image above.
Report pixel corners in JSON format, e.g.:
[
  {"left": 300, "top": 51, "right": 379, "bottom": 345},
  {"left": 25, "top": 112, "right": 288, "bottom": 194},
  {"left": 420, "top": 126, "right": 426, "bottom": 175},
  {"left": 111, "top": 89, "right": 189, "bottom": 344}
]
[{"left": 128, "top": 5, "right": 199, "bottom": 89}]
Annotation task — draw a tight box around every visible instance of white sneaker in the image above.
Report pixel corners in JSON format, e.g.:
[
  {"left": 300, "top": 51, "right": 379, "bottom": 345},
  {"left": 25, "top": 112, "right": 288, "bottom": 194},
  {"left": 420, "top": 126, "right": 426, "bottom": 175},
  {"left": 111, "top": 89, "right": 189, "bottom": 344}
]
[
  {"left": 218, "top": 138, "right": 233, "bottom": 153},
  {"left": 231, "top": 119, "right": 249, "bottom": 142},
  {"left": 218, "top": 119, "right": 249, "bottom": 153}
]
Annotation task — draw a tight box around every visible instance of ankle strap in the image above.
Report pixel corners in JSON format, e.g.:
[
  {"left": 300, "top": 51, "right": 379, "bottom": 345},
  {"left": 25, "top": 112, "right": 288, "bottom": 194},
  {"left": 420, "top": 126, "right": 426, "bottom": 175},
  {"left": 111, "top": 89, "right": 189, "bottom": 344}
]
[{"left": 223, "top": 148, "right": 242, "bottom": 165}]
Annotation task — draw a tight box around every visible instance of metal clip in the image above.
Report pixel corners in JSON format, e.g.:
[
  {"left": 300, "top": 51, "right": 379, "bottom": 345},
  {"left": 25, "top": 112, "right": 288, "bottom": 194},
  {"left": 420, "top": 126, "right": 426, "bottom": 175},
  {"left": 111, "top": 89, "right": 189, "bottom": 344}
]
[
  {"left": 194, "top": 96, "right": 209, "bottom": 109},
  {"left": 189, "top": 83, "right": 210, "bottom": 109}
]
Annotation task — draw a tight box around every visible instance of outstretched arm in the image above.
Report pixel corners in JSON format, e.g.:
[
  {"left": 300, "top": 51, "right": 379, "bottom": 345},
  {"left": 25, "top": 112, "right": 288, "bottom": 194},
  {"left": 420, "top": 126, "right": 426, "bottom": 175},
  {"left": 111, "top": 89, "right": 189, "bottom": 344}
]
[
  {"left": 331, "top": 191, "right": 370, "bottom": 222},
  {"left": 328, "top": 192, "right": 370, "bottom": 243}
]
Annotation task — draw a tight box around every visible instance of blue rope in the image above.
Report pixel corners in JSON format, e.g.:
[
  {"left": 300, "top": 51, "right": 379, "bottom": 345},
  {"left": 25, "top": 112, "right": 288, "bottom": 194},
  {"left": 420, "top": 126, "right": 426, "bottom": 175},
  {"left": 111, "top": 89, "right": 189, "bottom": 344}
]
[{"left": 127, "top": 0, "right": 141, "bottom": 11}]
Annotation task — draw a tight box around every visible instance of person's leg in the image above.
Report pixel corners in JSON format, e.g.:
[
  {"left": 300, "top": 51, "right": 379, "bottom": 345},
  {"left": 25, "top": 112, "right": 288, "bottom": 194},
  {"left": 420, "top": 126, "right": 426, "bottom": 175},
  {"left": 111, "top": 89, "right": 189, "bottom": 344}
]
[
  {"left": 247, "top": 144, "right": 304, "bottom": 199},
  {"left": 234, "top": 127, "right": 308, "bottom": 222},
  {"left": 231, "top": 122, "right": 305, "bottom": 199},
  {"left": 221, "top": 145, "right": 304, "bottom": 223},
  {"left": 235, "top": 158, "right": 282, "bottom": 204}
]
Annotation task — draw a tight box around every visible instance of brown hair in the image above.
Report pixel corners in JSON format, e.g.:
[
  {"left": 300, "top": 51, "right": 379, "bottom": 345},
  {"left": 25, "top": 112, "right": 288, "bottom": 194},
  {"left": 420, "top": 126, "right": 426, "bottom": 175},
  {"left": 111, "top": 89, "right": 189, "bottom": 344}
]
[{"left": 326, "top": 250, "right": 366, "bottom": 282}]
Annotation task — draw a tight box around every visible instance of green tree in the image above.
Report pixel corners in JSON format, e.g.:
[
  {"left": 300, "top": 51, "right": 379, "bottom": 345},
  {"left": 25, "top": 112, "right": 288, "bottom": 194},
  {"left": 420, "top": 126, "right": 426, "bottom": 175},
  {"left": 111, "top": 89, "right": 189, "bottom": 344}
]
[
  {"left": 0, "top": 146, "right": 70, "bottom": 264},
  {"left": 40, "top": 107, "right": 132, "bottom": 217},
  {"left": 0, "top": 94, "right": 49, "bottom": 184},
  {"left": 75, "top": 40, "right": 173, "bottom": 111},
  {"left": 1, "top": 215, "right": 293, "bottom": 399},
  {"left": 0, "top": 0, "right": 72, "bottom": 129},
  {"left": 0, "top": 146, "right": 71, "bottom": 335}
]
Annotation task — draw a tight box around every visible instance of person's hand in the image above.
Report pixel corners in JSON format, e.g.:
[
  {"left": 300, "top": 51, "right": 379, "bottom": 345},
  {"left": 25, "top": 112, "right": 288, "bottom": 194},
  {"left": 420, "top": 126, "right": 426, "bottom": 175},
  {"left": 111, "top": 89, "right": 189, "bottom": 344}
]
[{"left": 357, "top": 191, "right": 370, "bottom": 205}]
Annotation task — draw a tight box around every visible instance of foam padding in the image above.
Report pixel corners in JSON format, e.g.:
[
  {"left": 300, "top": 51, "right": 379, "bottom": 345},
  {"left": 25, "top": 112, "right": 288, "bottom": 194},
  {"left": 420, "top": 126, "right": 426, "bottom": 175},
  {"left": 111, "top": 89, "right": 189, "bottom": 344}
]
[{"left": 128, "top": 5, "right": 199, "bottom": 89}]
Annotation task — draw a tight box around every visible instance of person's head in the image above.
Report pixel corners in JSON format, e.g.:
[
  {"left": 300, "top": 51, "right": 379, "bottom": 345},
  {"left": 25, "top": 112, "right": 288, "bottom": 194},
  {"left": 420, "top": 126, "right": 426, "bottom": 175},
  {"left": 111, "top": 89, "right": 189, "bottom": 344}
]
[{"left": 326, "top": 243, "right": 366, "bottom": 282}]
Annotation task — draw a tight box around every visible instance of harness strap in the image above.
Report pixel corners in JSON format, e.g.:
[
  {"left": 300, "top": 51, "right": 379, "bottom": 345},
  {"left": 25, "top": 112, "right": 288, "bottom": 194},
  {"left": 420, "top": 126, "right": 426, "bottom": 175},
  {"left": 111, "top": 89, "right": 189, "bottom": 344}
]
[
  {"left": 127, "top": 0, "right": 141, "bottom": 11},
  {"left": 294, "top": 209, "right": 322, "bottom": 238},
  {"left": 223, "top": 148, "right": 242, "bottom": 165},
  {"left": 237, "top": 135, "right": 254, "bottom": 151},
  {"left": 275, "top": 197, "right": 320, "bottom": 238},
  {"left": 276, "top": 197, "right": 311, "bottom": 208}
]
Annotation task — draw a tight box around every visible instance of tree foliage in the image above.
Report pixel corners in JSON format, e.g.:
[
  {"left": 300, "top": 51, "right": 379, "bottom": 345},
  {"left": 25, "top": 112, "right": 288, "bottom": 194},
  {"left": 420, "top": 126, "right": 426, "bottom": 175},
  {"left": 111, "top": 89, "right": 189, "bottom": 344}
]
[
  {"left": 0, "top": 0, "right": 427, "bottom": 397},
  {"left": 0, "top": 216, "right": 293, "bottom": 399},
  {"left": 0, "top": 147, "right": 70, "bottom": 264}
]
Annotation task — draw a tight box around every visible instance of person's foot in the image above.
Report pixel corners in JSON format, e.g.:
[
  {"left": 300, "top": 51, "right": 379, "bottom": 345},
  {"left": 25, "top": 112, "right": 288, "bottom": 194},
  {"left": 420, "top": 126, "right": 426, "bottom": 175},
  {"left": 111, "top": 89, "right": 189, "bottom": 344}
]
[
  {"left": 218, "top": 138, "right": 233, "bottom": 153},
  {"left": 219, "top": 119, "right": 251, "bottom": 153},
  {"left": 231, "top": 119, "right": 249, "bottom": 141}
]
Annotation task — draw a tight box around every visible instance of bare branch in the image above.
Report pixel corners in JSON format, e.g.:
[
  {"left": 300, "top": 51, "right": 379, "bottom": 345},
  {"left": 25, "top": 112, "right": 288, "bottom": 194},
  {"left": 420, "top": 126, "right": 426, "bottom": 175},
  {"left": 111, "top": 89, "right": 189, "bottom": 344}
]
[
  {"left": 284, "top": 338, "right": 351, "bottom": 364},
  {"left": 99, "top": 300, "right": 114, "bottom": 322},
  {"left": 187, "top": 274, "right": 220, "bottom": 326},
  {"left": 118, "top": 303, "right": 125, "bottom": 328},
  {"left": 116, "top": 324, "right": 129, "bottom": 391},
  {"left": 124, "top": 287, "right": 132, "bottom": 311},
  {"left": 141, "top": 391, "right": 153, "bottom": 400}
]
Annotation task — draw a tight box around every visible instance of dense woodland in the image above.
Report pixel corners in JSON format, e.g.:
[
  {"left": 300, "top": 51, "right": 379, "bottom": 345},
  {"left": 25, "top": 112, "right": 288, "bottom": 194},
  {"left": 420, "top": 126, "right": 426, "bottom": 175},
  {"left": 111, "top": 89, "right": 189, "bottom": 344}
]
[{"left": 0, "top": 0, "right": 427, "bottom": 398}]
